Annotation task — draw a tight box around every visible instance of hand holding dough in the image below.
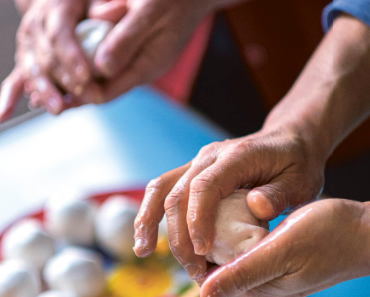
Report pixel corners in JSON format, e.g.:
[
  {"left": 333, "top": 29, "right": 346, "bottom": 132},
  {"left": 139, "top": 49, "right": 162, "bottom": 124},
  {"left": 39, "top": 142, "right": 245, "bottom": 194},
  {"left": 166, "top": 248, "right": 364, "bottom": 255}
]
[{"left": 205, "top": 189, "right": 269, "bottom": 266}]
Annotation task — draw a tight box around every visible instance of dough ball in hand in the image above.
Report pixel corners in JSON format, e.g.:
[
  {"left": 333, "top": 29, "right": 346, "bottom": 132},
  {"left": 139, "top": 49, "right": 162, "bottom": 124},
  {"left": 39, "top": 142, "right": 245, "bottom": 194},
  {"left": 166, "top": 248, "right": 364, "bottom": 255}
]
[{"left": 205, "top": 189, "right": 269, "bottom": 266}]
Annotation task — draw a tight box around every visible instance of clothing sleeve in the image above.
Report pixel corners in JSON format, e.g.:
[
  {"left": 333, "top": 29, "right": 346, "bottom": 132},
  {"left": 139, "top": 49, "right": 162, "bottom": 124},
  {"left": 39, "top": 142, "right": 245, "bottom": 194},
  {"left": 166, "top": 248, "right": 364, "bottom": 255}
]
[{"left": 322, "top": 0, "right": 370, "bottom": 31}]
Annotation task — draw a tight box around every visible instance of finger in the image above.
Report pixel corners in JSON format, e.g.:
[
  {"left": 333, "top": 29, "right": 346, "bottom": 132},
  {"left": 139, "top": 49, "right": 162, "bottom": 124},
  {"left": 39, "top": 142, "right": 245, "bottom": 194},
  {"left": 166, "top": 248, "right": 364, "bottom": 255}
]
[
  {"left": 88, "top": 0, "right": 128, "bottom": 23},
  {"left": 46, "top": 3, "right": 92, "bottom": 95},
  {"left": 187, "top": 156, "right": 248, "bottom": 256},
  {"left": 165, "top": 157, "right": 217, "bottom": 280},
  {"left": 0, "top": 68, "right": 24, "bottom": 122},
  {"left": 134, "top": 163, "right": 191, "bottom": 258},
  {"left": 200, "top": 237, "right": 284, "bottom": 297},
  {"left": 247, "top": 171, "right": 321, "bottom": 221},
  {"left": 94, "top": 5, "right": 159, "bottom": 78},
  {"left": 29, "top": 76, "right": 65, "bottom": 115},
  {"left": 101, "top": 35, "right": 172, "bottom": 102}
]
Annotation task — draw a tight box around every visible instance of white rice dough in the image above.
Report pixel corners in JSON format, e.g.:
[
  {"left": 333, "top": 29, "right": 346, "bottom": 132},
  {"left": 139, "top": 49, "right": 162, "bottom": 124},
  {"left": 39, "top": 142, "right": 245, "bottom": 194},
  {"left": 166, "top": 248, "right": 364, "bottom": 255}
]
[
  {"left": 75, "top": 19, "right": 114, "bottom": 66},
  {"left": 1, "top": 219, "right": 55, "bottom": 270},
  {"left": 0, "top": 260, "right": 41, "bottom": 297},
  {"left": 43, "top": 247, "right": 106, "bottom": 297},
  {"left": 44, "top": 189, "right": 97, "bottom": 246},
  {"left": 205, "top": 189, "right": 269, "bottom": 266},
  {"left": 95, "top": 195, "right": 139, "bottom": 261}
]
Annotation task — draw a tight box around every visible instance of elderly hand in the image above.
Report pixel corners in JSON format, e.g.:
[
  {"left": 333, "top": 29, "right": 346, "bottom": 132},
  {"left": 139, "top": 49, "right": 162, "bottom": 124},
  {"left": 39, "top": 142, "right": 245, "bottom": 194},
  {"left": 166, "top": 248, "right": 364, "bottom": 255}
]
[
  {"left": 133, "top": 127, "right": 325, "bottom": 280},
  {"left": 200, "top": 198, "right": 370, "bottom": 297},
  {"left": 0, "top": 0, "right": 244, "bottom": 121}
]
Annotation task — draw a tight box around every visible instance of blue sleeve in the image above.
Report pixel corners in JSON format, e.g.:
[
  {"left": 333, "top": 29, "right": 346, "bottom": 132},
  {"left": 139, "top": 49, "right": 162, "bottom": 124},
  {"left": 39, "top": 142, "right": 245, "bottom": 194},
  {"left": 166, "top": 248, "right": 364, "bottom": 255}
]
[{"left": 322, "top": 0, "right": 370, "bottom": 31}]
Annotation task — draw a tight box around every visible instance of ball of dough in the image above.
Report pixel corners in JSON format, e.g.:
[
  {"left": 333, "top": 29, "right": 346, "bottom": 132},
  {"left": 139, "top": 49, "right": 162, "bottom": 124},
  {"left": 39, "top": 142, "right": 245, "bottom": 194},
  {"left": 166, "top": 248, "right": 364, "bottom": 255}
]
[
  {"left": 2, "top": 219, "right": 55, "bottom": 270},
  {"left": 0, "top": 260, "right": 41, "bottom": 297},
  {"left": 75, "top": 19, "right": 114, "bottom": 65},
  {"left": 95, "top": 195, "right": 139, "bottom": 261},
  {"left": 205, "top": 189, "right": 269, "bottom": 266},
  {"left": 37, "top": 291, "right": 78, "bottom": 297},
  {"left": 43, "top": 247, "right": 106, "bottom": 297},
  {"left": 44, "top": 189, "right": 97, "bottom": 246}
]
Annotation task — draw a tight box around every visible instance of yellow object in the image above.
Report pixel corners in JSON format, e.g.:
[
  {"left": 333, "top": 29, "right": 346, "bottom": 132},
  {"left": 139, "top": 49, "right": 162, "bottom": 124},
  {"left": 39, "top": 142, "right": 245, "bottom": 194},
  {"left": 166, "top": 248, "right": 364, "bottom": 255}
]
[
  {"left": 154, "top": 236, "right": 171, "bottom": 257},
  {"left": 108, "top": 263, "right": 172, "bottom": 297}
]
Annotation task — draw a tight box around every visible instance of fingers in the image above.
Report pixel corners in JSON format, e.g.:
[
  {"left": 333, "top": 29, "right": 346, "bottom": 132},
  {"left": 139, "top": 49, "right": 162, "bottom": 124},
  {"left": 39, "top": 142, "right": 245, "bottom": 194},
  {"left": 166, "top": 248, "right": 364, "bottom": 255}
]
[
  {"left": 134, "top": 163, "right": 191, "bottom": 258},
  {"left": 187, "top": 157, "right": 247, "bottom": 256},
  {"left": 164, "top": 157, "right": 219, "bottom": 280},
  {"left": 45, "top": 3, "right": 92, "bottom": 95},
  {"left": 0, "top": 69, "right": 24, "bottom": 122},
  {"left": 200, "top": 238, "right": 282, "bottom": 297},
  {"left": 28, "top": 76, "right": 65, "bottom": 115},
  {"left": 247, "top": 171, "right": 322, "bottom": 221},
  {"left": 88, "top": 0, "right": 128, "bottom": 23},
  {"left": 94, "top": 5, "right": 157, "bottom": 78}
]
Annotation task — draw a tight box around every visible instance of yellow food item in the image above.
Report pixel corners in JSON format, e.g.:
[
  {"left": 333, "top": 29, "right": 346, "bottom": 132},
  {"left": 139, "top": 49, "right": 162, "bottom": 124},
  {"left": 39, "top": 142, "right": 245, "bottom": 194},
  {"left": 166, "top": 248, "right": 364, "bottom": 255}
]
[{"left": 108, "top": 263, "right": 171, "bottom": 297}]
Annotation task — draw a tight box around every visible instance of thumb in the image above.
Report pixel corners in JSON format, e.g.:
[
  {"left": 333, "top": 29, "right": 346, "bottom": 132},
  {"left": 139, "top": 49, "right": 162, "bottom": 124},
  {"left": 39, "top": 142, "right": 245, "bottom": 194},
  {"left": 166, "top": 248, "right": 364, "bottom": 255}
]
[
  {"left": 0, "top": 68, "right": 24, "bottom": 122},
  {"left": 200, "top": 235, "right": 283, "bottom": 297},
  {"left": 247, "top": 172, "right": 317, "bottom": 221},
  {"left": 94, "top": 5, "right": 157, "bottom": 78}
]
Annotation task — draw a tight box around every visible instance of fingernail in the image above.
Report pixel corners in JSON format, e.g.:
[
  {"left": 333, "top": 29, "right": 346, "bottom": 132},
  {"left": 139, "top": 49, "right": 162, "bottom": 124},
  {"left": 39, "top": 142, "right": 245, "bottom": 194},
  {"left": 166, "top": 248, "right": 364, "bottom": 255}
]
[
  {"left": 48, "top": 97, "right": 62, "bottom": 114},
  {"left": 98, "top": 56, "right": 117, "bottom": 77},
  {"left": 192, "top": 239, "right": 207, "bottom": 255},
  {"left": 134, "top": 238, "right": 145, "bottom": 250},
  {"left": 185, "top": 264, "right": 202, "bottom": 280}
]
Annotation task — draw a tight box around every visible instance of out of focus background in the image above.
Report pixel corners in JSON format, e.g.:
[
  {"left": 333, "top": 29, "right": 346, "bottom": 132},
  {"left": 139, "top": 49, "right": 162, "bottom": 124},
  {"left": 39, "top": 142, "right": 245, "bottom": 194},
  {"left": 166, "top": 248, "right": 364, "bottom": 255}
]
[{"left": 1, "top": 0, "right": 370, "bottom": 295}]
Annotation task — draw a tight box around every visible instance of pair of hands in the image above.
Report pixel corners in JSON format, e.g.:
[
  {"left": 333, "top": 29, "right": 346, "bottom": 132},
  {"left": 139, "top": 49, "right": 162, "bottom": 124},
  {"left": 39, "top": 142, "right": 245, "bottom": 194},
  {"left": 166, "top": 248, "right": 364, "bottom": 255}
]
[
  {"left": 133, "top": 127, "right": 370, "bottom": 296},
  {"left": 0, "top": 0, "right": 215, "bottom": 121}
]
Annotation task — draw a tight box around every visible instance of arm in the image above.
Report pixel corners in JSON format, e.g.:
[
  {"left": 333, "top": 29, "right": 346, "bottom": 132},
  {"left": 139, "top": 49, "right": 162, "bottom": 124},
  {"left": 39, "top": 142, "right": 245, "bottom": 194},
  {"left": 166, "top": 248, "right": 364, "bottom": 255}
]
[{"left": 263, "top": 13, "right": 370, "bottom": 164}]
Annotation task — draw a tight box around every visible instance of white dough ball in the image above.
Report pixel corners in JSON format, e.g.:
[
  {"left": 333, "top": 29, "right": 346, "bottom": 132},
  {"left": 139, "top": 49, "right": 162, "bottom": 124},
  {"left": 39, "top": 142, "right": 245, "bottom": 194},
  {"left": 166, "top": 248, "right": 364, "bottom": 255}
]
[
  {"left": 75, "top": 19, "right": 114, "bottom": 65},
  {"left": 2, "top": 220, "right": 55, "bottom": 270},
  {"left": 205, "top": 189, "right": 269, "bottom": 266},
  {"left": 43, "top": 247, "right": 106, "bottom": 297},
  {"left": 0, "top": 260, "right": 41, "bottom": 297},
  {"left": 37, "top": 291, "right": 78, "bottom": 297},
  {"left": 95, "top": 195, "right": 139, "bottom": 260},
  {"left": 45, "top": 189, "right": 97, "bottom": 246}
]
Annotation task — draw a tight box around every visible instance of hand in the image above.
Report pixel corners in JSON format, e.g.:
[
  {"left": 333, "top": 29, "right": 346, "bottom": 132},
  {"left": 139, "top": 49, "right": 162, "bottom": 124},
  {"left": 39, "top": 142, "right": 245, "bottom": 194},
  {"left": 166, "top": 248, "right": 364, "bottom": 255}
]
[
  {"left": 133, "top": 128, "right": 325, "bottom": 280},
  {"left": 200, "top": 199, "right": 370, "bottom": 297},
  {"left": 90, "top": 0, "right": 214, "bottom": 102},
  {"left": 0, "top": 0, "right": 102, "bottom": 121}
]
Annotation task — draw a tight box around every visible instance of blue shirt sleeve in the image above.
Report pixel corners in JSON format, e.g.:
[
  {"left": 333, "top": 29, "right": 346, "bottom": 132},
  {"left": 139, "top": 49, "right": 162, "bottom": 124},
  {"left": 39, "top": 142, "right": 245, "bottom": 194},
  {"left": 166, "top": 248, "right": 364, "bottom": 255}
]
[{"left": 322, "top": 0, "right": 370, "bottom": 31}]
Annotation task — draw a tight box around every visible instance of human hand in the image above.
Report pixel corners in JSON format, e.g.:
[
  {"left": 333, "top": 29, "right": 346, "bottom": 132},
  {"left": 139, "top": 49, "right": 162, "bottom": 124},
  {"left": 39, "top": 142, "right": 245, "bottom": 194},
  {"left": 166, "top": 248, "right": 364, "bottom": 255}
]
[
  {"left": 133, "top": 128, "right": 325, "bottom": 280},
  {"left": 0, "top": 0, "right": 103, "bottom": 121},
  {"left": 200, "top": 198, "right": 370, "bottom": 297}
]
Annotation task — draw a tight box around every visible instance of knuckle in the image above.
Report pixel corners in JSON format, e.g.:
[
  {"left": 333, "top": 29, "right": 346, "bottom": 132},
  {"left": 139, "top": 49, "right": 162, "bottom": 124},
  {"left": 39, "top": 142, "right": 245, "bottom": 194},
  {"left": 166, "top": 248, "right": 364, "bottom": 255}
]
[
  {"left": 164, "top": 189, "right": 184, "bottom": 215},
  {"left": 190, "top": 175, "right": 221, "bottom": 196},
  {"left": 146, "top": 177, "right": 165, "bottom": 192}
]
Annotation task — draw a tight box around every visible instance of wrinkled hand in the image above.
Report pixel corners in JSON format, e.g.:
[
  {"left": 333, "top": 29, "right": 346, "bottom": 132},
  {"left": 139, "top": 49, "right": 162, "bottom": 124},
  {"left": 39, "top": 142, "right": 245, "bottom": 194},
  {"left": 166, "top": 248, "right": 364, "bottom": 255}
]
[
  {"left": 0, "top": 0, "right": 216, "bottom": 121},
  {"left": 0, "top": 0, "right": 105, "bottom": 121},
  {"left": 134, "top": 128, "right": 325, "bottom": 280},
  {"left": 201, "top": 199, "right": 370, "bottom": 297}
]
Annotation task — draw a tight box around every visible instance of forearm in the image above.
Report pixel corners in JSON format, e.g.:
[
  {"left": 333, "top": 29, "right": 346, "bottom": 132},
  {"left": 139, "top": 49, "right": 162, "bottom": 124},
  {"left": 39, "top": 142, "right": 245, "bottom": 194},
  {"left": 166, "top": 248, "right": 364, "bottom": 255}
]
[{"left": 263, "top": 14, "right": 370, "bottom": 162}]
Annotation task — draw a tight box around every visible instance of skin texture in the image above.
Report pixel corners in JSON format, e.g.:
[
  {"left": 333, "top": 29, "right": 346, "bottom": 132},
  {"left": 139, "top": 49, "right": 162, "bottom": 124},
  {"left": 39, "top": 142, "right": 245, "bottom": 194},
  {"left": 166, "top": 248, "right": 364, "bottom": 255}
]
[
  {"left": 133, "top": 13, "right": 370, "bottom": 292},
  {"left": 0, "top": 0, "right": 247, "bottom": 121},
  {"left": 200, "top": 199, "right": 370, "bottom": 297}
]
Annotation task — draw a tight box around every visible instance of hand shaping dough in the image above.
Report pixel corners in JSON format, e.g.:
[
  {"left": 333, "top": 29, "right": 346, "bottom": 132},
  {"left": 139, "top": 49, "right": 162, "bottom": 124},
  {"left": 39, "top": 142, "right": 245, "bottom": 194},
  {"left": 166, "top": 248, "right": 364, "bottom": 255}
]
[{"left": 205, "top": 189, "right": 269, "bottom": 266}]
